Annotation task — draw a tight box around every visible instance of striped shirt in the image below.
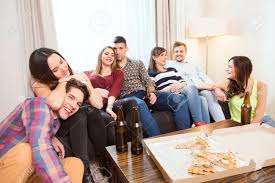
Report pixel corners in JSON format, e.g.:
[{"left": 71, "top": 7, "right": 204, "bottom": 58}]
[
  {"left": 148, "top": 68, "right": 185, "bottom": 90},
  {"left": 166, "top": 60, "right": 213, "bottom": 87},
  {"left": 0, "top": 98, "right": 70, "bottom": 182},
  {"left": 120, "top": 58, "right": 155, "bottom": 98}
]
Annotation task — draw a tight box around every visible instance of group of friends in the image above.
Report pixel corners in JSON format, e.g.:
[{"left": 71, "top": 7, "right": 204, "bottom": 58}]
[{"left": 0, "top": 36, "right": 271, "bottom": 183}]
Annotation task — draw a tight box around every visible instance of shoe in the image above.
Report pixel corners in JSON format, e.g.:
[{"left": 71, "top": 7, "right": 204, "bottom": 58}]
[
  {"left": 83, "top": 174, "right": 94, "bottom": 183},
  {"left": 194, "top": 121, "right": 206, "bottom": 127},
  {"left": 83, "top": 169, "right": 95, "bottom": 183}
]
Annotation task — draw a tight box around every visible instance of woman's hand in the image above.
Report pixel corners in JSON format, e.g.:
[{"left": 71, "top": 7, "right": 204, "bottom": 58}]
[
  {"left": 52, "top": 136, "right": 65, "bottom": 159},
  {"left": 106, "top": 107, "right": 117, "bottom": 120},
  {"left": 94, "top": 88, "right": 109, "bottom": 98},
  {"left": 170, "top": 83, "right": 186, "bottom": 93},
  {"left": 58, "top": 74, "right": 87, "bottom": 83}
]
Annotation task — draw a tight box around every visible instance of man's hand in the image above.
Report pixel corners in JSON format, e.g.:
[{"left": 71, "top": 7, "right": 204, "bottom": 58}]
[
  {"left": 149, "top": 92, "right": 157, "bottom": 105},
  {"left": 52, "top": 136, "right": 65, "bottom": 159},
  {"left": 214, "top": 88, "right": 228, "bottom": 101}
]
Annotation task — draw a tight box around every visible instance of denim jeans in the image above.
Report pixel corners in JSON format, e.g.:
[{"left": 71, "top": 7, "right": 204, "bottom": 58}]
[
  {"left": 123, "top": 91, "right": 191, "bottom": 137},
  {"left": 262, "top": 115, "right": 275, "bottom": 127},
  {"left": 199, "top": 90, "right": 225, "bottom": 122},
  {"left": 180, "top": 85, "right": 210, "bottom": 123}
]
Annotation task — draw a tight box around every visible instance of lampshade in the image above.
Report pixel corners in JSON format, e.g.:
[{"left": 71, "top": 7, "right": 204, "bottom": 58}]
[{"left": 188, "top": 17, "right": 227, "bottom": 38}]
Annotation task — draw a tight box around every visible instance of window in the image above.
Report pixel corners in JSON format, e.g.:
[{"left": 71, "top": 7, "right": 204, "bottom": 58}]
[{"left": 52, "top": 0, "right": 155, "bottom": 72}]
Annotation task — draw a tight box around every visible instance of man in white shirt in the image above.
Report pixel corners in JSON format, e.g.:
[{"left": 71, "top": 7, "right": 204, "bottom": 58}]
[{"left": 166, "top": 41, "right": 225, "bottom": 121}]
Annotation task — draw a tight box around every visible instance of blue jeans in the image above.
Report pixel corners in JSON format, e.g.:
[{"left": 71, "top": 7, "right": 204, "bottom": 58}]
[
  {"left": 123, "top": 91, "right": 191, "bottom": 137},
  {"left": 262, "top": 115, "right": 275, "bottom": 127},
  {"left": 180, "top": 85, "right": 210, "bottom": 123},
  {"left": 199, "top": 90, "right": 225, "bottom": 122}
]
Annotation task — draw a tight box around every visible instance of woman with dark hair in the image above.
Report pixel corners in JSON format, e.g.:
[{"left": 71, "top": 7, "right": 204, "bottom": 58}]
[
  {"left": 29, "top": 47, "right": 106, "bottom": 183},
  {"left": 215, "top": 56, "right": 267, "bottom": 123},
  {"left": 85, "top": 46, "right": 137, "bottom": 145},
  {"left": 148, "top": 46, "right": 208, "bottom": 126}
]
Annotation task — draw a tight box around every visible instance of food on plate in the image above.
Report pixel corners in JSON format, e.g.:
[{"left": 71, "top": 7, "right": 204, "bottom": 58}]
[
  {"left": 175, "top": 137, "right": 209, "bottom": 150},
  {"left": 188, "top": 151, "right": 237, "bottom": 175},
  {"left": 188, "top": 157, "right": 216, "bottom": 175}
]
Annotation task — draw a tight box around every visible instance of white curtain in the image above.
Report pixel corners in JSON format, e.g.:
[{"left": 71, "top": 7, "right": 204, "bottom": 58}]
[
  {"left": 155, "top": 0, "right": 188, "bottom": 59},
  {"left": 16, "top": 0, "right": 58, "bottom": 96},
  {"left": 125, "top": 0, "right": 156, "bottom": 67},
  {"left": 0, "top": 0, "right": 57, "bottom": 120},
  {"left": 52, "top": 0, "right": 156, "bottom": 71}
]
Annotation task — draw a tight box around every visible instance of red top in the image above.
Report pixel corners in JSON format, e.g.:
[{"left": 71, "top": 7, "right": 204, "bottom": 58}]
[{"left": 85, "top": 69, "right": 124, "bottom": 104}]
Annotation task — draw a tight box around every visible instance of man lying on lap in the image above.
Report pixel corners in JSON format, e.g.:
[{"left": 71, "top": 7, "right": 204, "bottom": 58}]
[{"left": 0, "top": 78, "right": 89, "bottom": 183}]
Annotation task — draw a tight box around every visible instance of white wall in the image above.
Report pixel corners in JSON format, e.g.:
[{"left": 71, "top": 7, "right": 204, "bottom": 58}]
[
  {"left": 202, "top": 0, "right": 275, "bottom": 116},
  {"left": 0, "top": 0, "right": 28, "bottom": 121}
]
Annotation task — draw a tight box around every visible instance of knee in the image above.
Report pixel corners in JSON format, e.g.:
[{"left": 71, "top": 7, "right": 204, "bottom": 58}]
[
  {"left": 123, "top": 98, "right": 138, "bottom": 109},
  {"left": 70, "top": 109, "right": 88, "bottom": 127},
  {"left": 183, "top": 85, "right": 198, "bottom": 94},
  {"left": 63, "top": 157, "right": 84, "bottom": 179},
  {"left": 200, "top": 90, "right": 212, "bottom": 97},
  {"left": 133, "top": 98, "right": 147, "bottom": 108},
  {"left": 200, "top": 96, "right": 207, "bottom": 104},
  {"left": 188, "top": 84, "right": 198, "bottom": 92},
  {"left": 15, "top": 143, "right": 33, "bottom": 170}
]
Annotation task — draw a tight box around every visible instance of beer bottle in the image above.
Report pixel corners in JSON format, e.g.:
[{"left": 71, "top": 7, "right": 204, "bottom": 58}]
[
  {"left": 241, "top": 92, "right": 252, "bottom": 125},
  {"left": 115, "top": 105, "right": 128, "bottom": 152},
  {"left": 130, "top": 106, "right": 143, "bottom": 155}
]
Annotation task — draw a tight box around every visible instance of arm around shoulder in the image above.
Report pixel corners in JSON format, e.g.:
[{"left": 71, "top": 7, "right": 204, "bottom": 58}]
[{"left": 33, "top": 81, "right": 66, "bottom": 110}]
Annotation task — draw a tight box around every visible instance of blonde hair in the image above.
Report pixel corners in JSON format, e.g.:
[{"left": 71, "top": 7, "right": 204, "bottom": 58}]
[
  {"left": 95, "top": 46, "right": 118, "bottom": 74},
  {"left": 173, "top": 41, "right": 187, "bottom": 52}
]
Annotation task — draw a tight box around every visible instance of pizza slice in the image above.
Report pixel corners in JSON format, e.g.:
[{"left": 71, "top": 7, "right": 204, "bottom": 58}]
[
  {"left": 175, "top": 137, "right": 209, "bottom": 150},
  {"left": 188, "top": 157, "right": 216, "bottom": 175}
]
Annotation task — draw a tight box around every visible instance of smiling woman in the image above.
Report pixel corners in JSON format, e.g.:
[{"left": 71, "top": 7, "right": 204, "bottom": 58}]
[{"left": 29, "top": 47, "right": 108, "bottom": 182}]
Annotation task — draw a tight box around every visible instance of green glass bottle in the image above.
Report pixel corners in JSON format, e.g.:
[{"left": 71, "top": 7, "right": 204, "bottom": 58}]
[
  {"left": 130, "top": 106, "right": 143, "bottom": 155},
  {"left": 241, "top": 92, "right": 252, "bottom": 125},
  {"left": 115, "top": 105, "right": 128, "bottom": 152}
]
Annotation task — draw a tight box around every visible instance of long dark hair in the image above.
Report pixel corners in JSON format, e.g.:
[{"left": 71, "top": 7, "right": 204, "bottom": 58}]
[
  {"left": 29, "top": 48, "right": 73, "bottom": 87},
  {"left": 148, "top": 46, "right": 166, "bottom": 72},
  {"left": 227, "top": 56, "right": 253, "bottom": 98}
]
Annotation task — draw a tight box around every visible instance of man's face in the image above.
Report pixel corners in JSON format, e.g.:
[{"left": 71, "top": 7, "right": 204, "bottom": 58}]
[
  {"left": 173, "top": 45, "right": 187, "bottom": 63},
  {"left": 57, "top": 87, "right": 84, "bottom": 120},
  {"left": 114, "top": 43, "right": 127, "bottom": 61}
]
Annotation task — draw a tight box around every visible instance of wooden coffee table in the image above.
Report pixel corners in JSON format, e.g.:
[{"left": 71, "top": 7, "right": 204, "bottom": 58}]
[{"left": 105, "top": 120, "right": 275, "bottom": 182}]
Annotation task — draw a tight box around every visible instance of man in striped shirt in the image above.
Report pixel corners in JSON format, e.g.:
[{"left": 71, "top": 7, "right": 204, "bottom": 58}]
[{"left": 0, "top": 79, "right": 89, "bottom": 183}]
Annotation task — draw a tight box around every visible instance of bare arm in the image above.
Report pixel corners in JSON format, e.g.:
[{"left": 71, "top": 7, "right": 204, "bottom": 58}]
[
  {"left": 198, "top": 83, "right": 214, "bottom": 90},
  {"left": 105, "top": 96, "right": 117, "bottom": 120},
  {"left": 214, "top": 80, "right": 230, "bottom": 91},
  {"left": 82, "top": 74, "right": 104, "bottom": 109},
  {"left": 252, "top": 81, "right": 267, "bottom": 123},
  {"left": 33, "top": 81, "right": 67, "bottom": 111}
]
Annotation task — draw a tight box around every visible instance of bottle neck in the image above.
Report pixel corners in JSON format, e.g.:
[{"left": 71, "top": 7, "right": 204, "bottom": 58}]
[{"left": 243, "top": 92, "right": 251, "bottom": 105}]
